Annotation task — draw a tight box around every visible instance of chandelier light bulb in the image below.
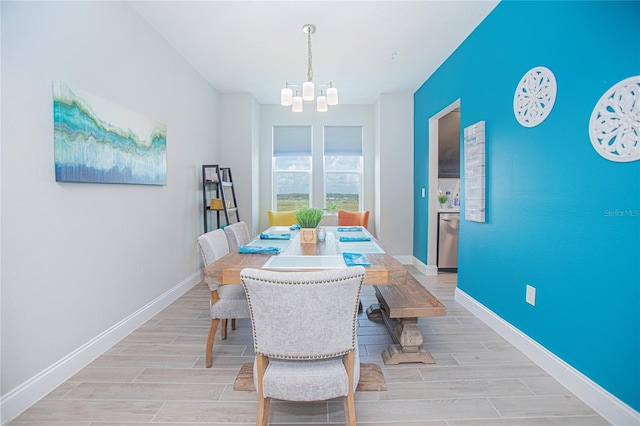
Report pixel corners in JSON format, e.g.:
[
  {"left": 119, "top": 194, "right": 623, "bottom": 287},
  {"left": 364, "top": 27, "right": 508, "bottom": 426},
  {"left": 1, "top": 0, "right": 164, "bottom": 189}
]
[
  {"left": 327, "top": 87, "right": 338, "bottom": 106},
  {"left": 302, "top": 81, "right": 315, "bottom": 101},
  {"left": 292, "top": 95, "right": 303, "bottom": 112},
  {"left": 317, "top": 95, "right": 328, "bottom": 112},
  {"left": 280, "top": 87, "right": 293, "bottom": 106}
]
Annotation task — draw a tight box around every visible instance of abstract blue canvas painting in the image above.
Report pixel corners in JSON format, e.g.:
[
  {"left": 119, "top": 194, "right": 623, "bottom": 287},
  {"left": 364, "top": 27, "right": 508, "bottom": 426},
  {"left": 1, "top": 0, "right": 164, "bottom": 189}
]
[{"left": 53, "top": 81, "right": 167, "bottom": 185}]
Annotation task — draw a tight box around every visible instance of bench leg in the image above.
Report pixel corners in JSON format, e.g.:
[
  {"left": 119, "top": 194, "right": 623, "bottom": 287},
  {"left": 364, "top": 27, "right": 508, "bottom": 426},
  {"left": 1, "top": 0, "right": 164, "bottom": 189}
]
[
  {"left": 380, "top": 315, "right": 435, "bottom": 365},
  {"left": 365, "top": 303, "right": 382, "bottom": 320}
]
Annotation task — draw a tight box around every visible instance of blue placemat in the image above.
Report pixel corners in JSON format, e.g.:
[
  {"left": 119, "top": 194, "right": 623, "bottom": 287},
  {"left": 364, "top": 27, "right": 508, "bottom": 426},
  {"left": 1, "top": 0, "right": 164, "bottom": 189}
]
[
  {"left": 248, "top": 239, "right": 292, "bottom": 249},
  {"left": 260, "top": 233, "right": 291, "bottom": 240},
  {"left": 339, "top": 236, "right": 371, "bottom": 242},
  {"left": 343, "top": 252, "right": 371, "bottom": 267},
  {"left": 337, "top": 226, "right": 362, "bottom": 232},
  {"left": 238, "top": 245, "right": 281, "bottom": 254}
]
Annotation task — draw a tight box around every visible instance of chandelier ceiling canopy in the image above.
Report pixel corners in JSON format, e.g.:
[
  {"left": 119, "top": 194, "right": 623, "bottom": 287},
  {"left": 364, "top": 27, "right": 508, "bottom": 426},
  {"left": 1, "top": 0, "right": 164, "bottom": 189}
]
[{"left": 280, "top": 24, "right": 338, "bottom": 112}]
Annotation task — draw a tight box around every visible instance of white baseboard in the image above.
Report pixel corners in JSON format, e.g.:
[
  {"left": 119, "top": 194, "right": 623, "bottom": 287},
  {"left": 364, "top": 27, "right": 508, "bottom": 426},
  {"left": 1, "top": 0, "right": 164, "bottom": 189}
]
[
  {"left": 455, "top": 287, "right": 640, "bottom": 426},
  {"left": 0, "top": 271, "right": 203, "bottom": 425},
  {"left": 411, "top": 257, "right": 438, "bottom": 276},
  {"left": 394, "top": 255, "right": 414, "bottom": 265}
]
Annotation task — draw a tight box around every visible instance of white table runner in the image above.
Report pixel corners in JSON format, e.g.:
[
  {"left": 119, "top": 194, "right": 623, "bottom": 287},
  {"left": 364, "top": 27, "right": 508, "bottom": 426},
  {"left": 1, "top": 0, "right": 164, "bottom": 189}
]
[{"left": 262, "top": 255, "right": 347, "bottom": 269}]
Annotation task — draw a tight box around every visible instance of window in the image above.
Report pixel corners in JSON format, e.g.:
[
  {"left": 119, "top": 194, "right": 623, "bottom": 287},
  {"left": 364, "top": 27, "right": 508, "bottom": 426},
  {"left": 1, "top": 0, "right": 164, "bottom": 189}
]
[
  {"left": 273, "top": 126, "right": 312, "bottom": 211},
  {"left": 324, "top": 126, "right": 363, "bottom": 212}
]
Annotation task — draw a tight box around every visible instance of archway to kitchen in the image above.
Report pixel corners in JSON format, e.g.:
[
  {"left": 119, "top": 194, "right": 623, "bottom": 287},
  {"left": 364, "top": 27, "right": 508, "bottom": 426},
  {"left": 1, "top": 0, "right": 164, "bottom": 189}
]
[{"left": 427, "top": 99, "right": 460, "bottom": 276}]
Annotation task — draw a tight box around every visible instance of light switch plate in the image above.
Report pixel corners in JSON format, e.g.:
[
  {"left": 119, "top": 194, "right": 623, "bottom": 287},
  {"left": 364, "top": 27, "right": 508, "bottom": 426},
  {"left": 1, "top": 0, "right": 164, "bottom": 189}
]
[{"left": 526, "top": 285, "right": 536, "bottom": 306}]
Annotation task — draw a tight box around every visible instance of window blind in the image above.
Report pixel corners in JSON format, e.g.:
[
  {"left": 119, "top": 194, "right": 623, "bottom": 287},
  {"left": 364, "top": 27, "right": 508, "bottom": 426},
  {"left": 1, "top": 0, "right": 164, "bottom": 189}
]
[
  {"left": 273, "top": 125, "right": 312, "bottom": 157},
  {"left": 324, "top": 126, "right": 363, "bottom": 156}
]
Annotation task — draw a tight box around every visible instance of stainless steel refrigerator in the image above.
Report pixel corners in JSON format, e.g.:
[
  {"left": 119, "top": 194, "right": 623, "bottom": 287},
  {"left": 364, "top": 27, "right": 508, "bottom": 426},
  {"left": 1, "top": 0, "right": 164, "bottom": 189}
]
[{"left": 437, "top": 212, "right": 459, "bottom": 271}]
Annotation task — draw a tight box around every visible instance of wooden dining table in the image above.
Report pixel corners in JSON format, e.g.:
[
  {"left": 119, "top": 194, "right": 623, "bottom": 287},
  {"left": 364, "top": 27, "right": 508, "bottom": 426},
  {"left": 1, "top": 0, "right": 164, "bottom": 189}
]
[
  {"left": 202, "top": 225, "right": 445, "bottom": 366},
  {"left": 203, "top": 226, "right": 408, "bottom": 286}
]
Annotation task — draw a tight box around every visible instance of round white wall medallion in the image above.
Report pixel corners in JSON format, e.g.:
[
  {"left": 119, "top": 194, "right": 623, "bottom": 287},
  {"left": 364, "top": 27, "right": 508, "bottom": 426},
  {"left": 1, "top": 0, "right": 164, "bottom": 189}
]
[
  {"left": 589, "top": 76, "right": 640, "bottom": 162},
  {"left": 513, "top": 66, "right": 557, "bottom": 127}
]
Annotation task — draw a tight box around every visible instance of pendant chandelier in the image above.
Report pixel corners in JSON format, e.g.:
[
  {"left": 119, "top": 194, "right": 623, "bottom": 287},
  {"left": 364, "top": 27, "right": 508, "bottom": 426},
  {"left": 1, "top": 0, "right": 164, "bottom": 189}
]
[{"left": 280, "top": 24, "right": 338, "bottom": 112}]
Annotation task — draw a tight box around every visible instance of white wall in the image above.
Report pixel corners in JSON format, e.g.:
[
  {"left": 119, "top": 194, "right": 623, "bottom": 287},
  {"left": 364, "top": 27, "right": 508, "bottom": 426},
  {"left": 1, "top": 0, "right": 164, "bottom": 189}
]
[
  {"left": 1, "top": 1, "right": 219, "bottom": 418},
  {"left": 377, "top": 94, "right": 414, "bottom": 257},
  {"left": 258, "top": 105, "right": 375, "bottom": 234},
  {"left": 219, "top": 93, "right": 260, "bottom": 235}
]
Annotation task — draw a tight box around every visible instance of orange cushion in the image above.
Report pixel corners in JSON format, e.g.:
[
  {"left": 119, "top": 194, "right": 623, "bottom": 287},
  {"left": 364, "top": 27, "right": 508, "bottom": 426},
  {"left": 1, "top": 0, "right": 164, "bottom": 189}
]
[
  {"left": 337, "top": 210, "right": 369, "bottom": 227},
  {"left": 268, "top": 210, "right": 299, "bottom": 227}
]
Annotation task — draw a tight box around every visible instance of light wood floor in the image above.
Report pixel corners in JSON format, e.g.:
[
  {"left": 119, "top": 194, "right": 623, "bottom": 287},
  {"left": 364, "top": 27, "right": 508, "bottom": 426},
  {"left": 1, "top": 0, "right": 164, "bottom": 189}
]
[{"left": 9, "top": 267, "right": 609, "bottom": 425}]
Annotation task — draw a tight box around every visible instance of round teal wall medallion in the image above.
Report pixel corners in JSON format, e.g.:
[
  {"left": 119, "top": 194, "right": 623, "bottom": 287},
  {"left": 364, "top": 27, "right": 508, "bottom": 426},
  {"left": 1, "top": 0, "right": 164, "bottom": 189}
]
[
  {"left": 589, "top": 76, "right": 640, "bottom": 163},
  {"left": 513, "top": 66, "right": 557, "bottom": 128}
]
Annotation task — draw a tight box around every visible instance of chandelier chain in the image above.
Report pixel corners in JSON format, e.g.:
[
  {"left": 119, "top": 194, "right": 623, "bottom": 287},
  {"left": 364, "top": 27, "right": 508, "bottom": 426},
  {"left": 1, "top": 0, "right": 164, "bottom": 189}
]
[{"left": 307, "top": 28, "right": 313, "bottom": 83}]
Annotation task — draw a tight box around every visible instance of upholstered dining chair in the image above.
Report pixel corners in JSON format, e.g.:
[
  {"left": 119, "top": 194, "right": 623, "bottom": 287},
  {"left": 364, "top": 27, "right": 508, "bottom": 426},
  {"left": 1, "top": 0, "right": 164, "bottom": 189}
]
[
  {"left": 240, "top": 267, "right": 365, "bottom": 426},
  {"left": 223, "top": 221, "right": 252, "bottom": 252},
  {"left": 197, "top": 229, "right": 250, "bottom": 368},
  {"left": 338, "top": 209, "right": 370, "bottom": 228},
  {"left": 267, "top": 210, "right": 298, "bottom": 227}
]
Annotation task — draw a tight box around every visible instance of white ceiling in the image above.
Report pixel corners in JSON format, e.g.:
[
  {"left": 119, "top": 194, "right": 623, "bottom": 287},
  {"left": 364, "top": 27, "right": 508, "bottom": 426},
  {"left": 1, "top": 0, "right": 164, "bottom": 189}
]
[{"left": 129, "top": 1, "right": 499, "bottom": 105}]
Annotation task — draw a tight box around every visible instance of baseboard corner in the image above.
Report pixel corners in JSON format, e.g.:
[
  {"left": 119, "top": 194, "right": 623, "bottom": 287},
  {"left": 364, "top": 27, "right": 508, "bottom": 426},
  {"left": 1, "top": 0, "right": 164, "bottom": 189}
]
[{"left": 411, "top": 257, "right": 438, "bottom": 276}]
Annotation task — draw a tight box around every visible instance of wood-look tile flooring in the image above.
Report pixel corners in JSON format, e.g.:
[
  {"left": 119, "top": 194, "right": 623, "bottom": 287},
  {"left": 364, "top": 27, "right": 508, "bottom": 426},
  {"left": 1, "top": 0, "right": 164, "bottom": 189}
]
[{"left": 10, "top": 267, "right": 609, "bottom": 425}]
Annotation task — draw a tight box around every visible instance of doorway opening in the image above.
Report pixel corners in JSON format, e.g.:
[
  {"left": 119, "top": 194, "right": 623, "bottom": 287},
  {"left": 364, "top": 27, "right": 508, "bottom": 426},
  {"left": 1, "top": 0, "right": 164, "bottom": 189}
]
[{"left": 426, "top": 99, "right": 460, "bottom": 275}]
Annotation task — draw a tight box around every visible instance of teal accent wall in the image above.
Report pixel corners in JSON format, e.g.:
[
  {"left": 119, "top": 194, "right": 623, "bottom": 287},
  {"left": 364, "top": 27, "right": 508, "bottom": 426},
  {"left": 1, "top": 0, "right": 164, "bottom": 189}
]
[{"left": 414, "top": 1, "right": 639, "bottom": 411}]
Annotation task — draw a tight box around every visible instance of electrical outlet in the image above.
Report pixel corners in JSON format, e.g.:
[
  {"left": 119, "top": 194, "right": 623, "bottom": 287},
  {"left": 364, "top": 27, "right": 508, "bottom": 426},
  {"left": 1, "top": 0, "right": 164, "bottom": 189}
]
[{"left": 526, "top": 285, "right": 536, "bottom": 306}]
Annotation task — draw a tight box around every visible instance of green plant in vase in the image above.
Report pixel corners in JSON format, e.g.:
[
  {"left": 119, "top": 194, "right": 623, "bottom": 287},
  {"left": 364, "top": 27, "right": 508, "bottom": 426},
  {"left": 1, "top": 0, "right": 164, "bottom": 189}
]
[
  {"left": 295, "top": 207, "right": 323, "bottom": 244},
  {"left": 438, "top": 193, "right": 448, "bottom": 208},
  {"left": 295, "top": 207, "right": 323, "bottom": 228}
]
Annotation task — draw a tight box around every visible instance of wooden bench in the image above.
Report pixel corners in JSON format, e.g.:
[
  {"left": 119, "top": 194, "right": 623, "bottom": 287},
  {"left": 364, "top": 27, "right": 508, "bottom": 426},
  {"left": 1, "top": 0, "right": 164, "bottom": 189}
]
[{"left": 366, "top": 274, "right": 446, "bottom": 365}]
